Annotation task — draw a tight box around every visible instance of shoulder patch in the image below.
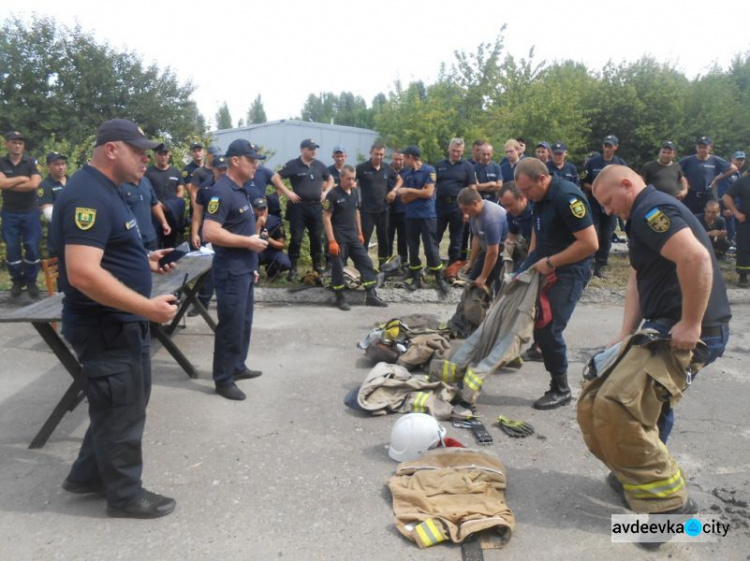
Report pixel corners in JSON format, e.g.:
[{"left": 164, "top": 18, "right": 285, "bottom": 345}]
[
  {"left": 37, "top": 187, "right": 45, "bottom": 197},
  {"left": 429, "top": 172, "right": 436, "bottom": 182},
  {"left": 323, "top": 198, "right": 331, "bottom": 211},
  {"left": 207, "top": 196, "right": 220, "bottom": 215},
  {"left": 182, "top": 170, "right": 188, "bottom": 178},
  {"left": 645, "top": 207, "right": 670, "bottom": 233},
  {"left": 569, "top": 197, "right": 586, "bottom": 219},
  {"left": 75, "top": 207, "right": 97, "bottom": 230}
]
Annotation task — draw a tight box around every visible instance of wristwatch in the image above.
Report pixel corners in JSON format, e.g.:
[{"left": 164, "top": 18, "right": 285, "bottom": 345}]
[{"left": 546, "top": 256, "right": 555, "bottom": 270}]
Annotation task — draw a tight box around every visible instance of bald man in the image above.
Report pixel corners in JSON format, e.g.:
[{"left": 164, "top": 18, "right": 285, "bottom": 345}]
[{"left": 592, "top": 165, "right": 730, "bottom": 441}]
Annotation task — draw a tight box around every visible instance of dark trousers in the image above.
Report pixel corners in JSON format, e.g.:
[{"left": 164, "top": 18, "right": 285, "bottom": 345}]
[
  {"left": 361, "top": 210, "right": 390, "bottom": 265},
  {"left": 644, "top": 321, "right": 729, "bottom": 443},
  {"left": 259, "top": 248, "right": 292, "bottom": 278},
  {"left": 213, "top": 269, "right": 254, "bottom": 386},
  {"left": 406, "top": 217, "right": 442, "bottom": 271},
  {"left": 63, "top": 319, "right": 151, "bottom": 507},
  {"left": 330, "top": 239, "right": 377, "bottom": 290},
  {"left": 287, "top": 202, "right": 323, "bottom": 267},
  {"left": 436, "top": 205, "right": 464, "bottom": 264},
  {"left": 388, "top": 209, "right": 408, "bottom": 261},
  {"left": 736, "top": 219, "right": 750, "bottom": 274},
  {"left": 1, "top": 210, "right": 41, "bottom": 284},
  {"left": 534, "top": 267, "right": 588, "bottom": 378},
  {"left": 589, "top": 199, "right": 616, "bottom": 267},
  {"left": 468, "top": 250, "right": 504, "bottom": 294}
]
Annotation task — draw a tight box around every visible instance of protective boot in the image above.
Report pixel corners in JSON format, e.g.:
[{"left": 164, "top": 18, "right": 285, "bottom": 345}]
[
  {"left": 365, "top": 288, "right": 388, "bottom": 307},
  {"left": 433, "top": 271, "right": 451, "bottom": 296},
  {"left": 533, "top": 373, "right": 572, "bottom": 410},
  {"left": 739, "top": 272, "right": 749, "bottom": 287},
  {"left": 287, "top": 260, "right": 298, "bottom": 282},
  {"left": 404, "top": 268, "right": 422, "bottom": 291},
  {"left": 334, "top": 291, "right": 351, "bottom": 311}
]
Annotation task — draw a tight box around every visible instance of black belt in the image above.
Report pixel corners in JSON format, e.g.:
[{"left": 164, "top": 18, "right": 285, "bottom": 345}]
[
  {"left": 647, "top": 318, "right": 724, "bottom": 338},
  {"left": 438, "top": 196, "right": 456, "bottom": 205},
  {"left": 298, "top": 200, "right": 321, "bottom": 205}
]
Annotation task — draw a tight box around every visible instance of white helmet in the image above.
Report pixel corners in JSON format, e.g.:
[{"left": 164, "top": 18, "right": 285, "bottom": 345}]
[{"left": 388, "top": 413, "right": 446, "bottom": 462}]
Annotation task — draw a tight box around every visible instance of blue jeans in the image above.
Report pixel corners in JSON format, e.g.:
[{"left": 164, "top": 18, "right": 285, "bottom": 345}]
[
  {"left": 1, "top": 210, "right": 42, "bottom": 284},
  {"left": 643, "top": 320, "right": 730, "bottom": 443},
  {"left": 212, "top": 268, "right": 254, "bottom": 386}
]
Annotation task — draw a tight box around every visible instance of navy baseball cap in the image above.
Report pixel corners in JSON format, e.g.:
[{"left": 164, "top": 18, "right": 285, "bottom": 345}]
[
  {"left": 696, "top": 135, "right": 713, "bottom": 145},
  {"left": 536, "top": 141, "right": 550, "bottom": 150},
  {"left": 190, "top": 142, "right": 204, "bottom": 150},
  {"left": 155, "top": 143, "right": 171, "bottom": 153},
  {"left": 734, "top": 151, "right": 747, "bottom": 160},
  {"left": 603, "top": 135, "right": 619, "bottom": 146},
  {"left": 46, "top": 152, "right": 68, "bottom": 164},
  {"left": 213, "top": 155, "right": 228, "bottom": 169},
  {"left": 300, "top": 138, "right": 319, "bottom": 149},
  {"left": 252, "top": 197, "right": 268, "bottom": 210},
  {"left": 5, "top": 130, "right": 26, "bottom": 141},
  {"left": 402, "top": 145, "right": 421, "bottom": 158},
  {"left": 95, "top": 119, "right": 163, "bottom": 150},
  {"left": 550, "top": 142, "right": 567, "bottom": 153},
  {"left": 661, "top": 141, "right": 677, "bottom": 150},
  {"left": 208, "top": 145, "right": 223, "bottom": 156},
  {"left": 332, "top": 145, "right": 346, "bottom": 154},
  {"left": 225, "top": 139, "right": 266, "bottom": 159}
]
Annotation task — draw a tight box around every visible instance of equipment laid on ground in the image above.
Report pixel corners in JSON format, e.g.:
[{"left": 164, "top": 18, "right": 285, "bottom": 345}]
[
  {"left": 496, "top": 416, "right": 535, "bottom": 438},
  {"left": 388, "top": 413, "right": 446, "bottom": 462}
]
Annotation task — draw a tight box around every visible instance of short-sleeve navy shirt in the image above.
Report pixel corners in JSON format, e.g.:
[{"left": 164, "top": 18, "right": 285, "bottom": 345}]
[
  {"left": 182, "top": 160, "right": 201, "bottom": 187},
  {"left": 435, "top": 159, "right": 477, "bottom": 202},
  {"left": 403, "top": 165, "right": 437, "bottom": 219},
  {"left": 532, "top": 176, "right": 593, "bottom": 270},
  {"left": 278, "top": 157, "right": 331, "bottom": 201},
  {"left": 547, "top": 161, "right": 580, "bottom": 186},
  {"left": 145, "top": 165, "right": 184, "bottom": 201},
  {"left": 323, "top": 186, "right": 360, "bottom": 243},
  {"left": 474, "top": 161, "right": 503, "bottom": 201},
  {"left": 1, "top": 155, "right": 42, "bottom": 212},
  {"left": 356, "top": 160, "right": 397, "bottom": 214},
  {"left": 38, "top": 176, "right": 66, "bottom": 207},
  {"left": 626, "top": 185, "right": 731, "bottom": 327},
  {"left": 508, "top": 204, "right": 533, "bottom": 239},
  {"left": 245, "top": 165, "right": 274, "bottom": 201},
  {"left": 120, "top": 177, "right": 158, "bottom": 247},
  {"left": 203, "top": 174, "right": 258, "bottom": 273},
  {"left": 51, "top": 165, "right": 152, "bottom": 323}
]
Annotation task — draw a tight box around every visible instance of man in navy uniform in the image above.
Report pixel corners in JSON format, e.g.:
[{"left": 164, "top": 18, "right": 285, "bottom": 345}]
[
  {"left": 515, "top": 158, "right": 598, "bottom": 409},
  {"left": 182, "top": 142, "right": 204, "bottom": 187},
  {"left": 0, "top": 130, "right": 42, "bottom": 298},
  {"left": 52, "top": 118, "right": 178, "bottom": 518},
  {"left": 435, "top": 138, "right": 477, "bottom": 264},
  {"left": 203, "top": 140, "right": 269, "bottom": 401},
  {"left": 253, "top": 196, "right": 291, "bottom": 280},
  {"left": 386, "top": 150, "right": 409, "bottom": 265},
  {"left": 119, "top": 176, "right": 170, "bottom": 251},
  {"left": 38, "top": 152, "right": 69, "bottom": 259},
  {"left": 357, "top": 143, "right": 401, "bottom": 269},
  {"left": 327, "top": 145, "right": 347, "bottom": 189},
  {"left": 679, "top": 135, "right": 737, "bottom": 215},
  {"left": 547, "top": 142, "right": 580, "bottom": 186},
  {"left": 474, "top": 143, "right": 503, "bottom": 202},
  {"left": 145, "top": 144, "right": 186, "bottom": 248},
  {"left": 583, "top": 135, "right": 627, "bottom": 278},
  {"left": 276, "top": 139, "right": 333, "bottom": 280}
]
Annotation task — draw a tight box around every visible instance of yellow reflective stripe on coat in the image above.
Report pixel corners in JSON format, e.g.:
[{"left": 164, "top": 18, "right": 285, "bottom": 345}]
[
  {"left": 464, "top": 368, "right": 483, "bottom": 391},
  {"left": 442, "top": 361, "right": 457, "bottom": 384},
  {"left": 623, "top": 470, "right": 685, "bottom": 499},
  {"left": 412, "top": 391, "right": 429, "bottom": 413},
  {"left": 414, "top": 518, "right": 446, "bottom": 548}
]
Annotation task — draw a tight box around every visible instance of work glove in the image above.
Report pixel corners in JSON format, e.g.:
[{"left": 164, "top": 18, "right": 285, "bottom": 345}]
[
  {"left": 328, "top": 240, "right": 340, "bottom": 256},
  {"left": 497, "top": 415, "right": 535, "bottom": 438},
  {"left": 358, "top": 232, "right": 365, "bottom": 244}
]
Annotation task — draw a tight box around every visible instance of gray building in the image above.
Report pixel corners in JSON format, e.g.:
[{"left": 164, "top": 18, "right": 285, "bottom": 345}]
[{"left": 210, "top": 119, "right": 379, "bottom": 170}]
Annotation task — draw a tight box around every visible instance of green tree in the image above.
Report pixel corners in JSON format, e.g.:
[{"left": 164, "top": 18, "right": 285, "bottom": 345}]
[
  {"left": 215, "top": 102, "right": 233, "bottom": 130},
  {"left": 247, "top": 94, "right": 267, "bottom": 124}
]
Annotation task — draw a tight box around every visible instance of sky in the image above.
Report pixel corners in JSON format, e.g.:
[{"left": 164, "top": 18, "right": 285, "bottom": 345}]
[{"left": 3, "top": 0, "right": 749, "bottom": 130}]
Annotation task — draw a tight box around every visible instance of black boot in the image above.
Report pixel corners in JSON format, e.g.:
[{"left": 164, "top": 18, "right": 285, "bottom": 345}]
[
  {"left": 592, "top": 263, "right": 605, "bottom": 279},
  {"left": 404, "top": 268, "right": 422, "bottom": 291},
  {"left": 287, "top": 260, "right": 298, "bottom": 282},
  {"left": 533, "top": 373, "right": 572, "bottom": 410},
  {"left": 334, "top": 291, "right": 351, "bottom": 311},
  {"left": 739, "top": 272, "right": 748, "bottom": 287},
  {"left": 434, "top": 271, "right": 450, "bottom": 296},
  {"left": 365, "top": 288, "right": 388, "bottom": 307}
]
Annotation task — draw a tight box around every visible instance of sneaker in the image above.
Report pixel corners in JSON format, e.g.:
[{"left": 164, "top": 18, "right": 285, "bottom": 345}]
[
  {"left": 10, "top": 281, "right": 23, "bottom": 298},
  {"left": 521, "top": 347, "right": 544, "bottom": 362},
  {"left": 234, "top": 368, "right": 262, "bottom": 381},
  {"left": 26, "top": 283, "right": 41, "bottom": 299},
  {"left": 107, "top": 489, "right": 176, "bottom": 519},
  {"left": 216, "top": 382, "right": 246, "bottom": 401},
  {"left": 62, "top": 478, "right": 106, "bottom": 497}
]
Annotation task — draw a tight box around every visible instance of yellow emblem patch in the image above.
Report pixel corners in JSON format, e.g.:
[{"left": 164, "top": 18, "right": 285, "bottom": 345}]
[
  {"left": 182, "top": 170, "right": 188, "bottom": 178},
  {"left": 207, "top": 196, "right": 220, "bottom": 215},
  {"left": 74, "top": 207, "right": 97, "bottom": 230},
  {"left": 645, "top": 208, "right": 670, "bottom": 233},
  {"left": 322, "top": 198, "right": 331, "bottom": 210},
  {"left": 429, "top": 172, "right": 437, "bottom": 182},
  {"left": 37, "top": 187, "right": 45, "bottom": 197},
  {"left": 569, "top": 197, "right": 586, "bottom": 219}
]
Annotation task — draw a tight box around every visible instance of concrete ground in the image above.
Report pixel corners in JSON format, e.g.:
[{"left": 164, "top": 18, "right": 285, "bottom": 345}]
[{"left": 0, "top": 291, "right": 748, "bottom": 560}]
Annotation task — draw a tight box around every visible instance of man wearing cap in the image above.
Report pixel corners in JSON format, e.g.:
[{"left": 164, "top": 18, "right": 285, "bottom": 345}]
[
  {"left": 202, "top": 139, "right": 269, "bottom": 401},
  {"left": 679, "top": 136, "right": 737, "bottom": 215},
  {"left": 276, "top": 139, "right": 333, "bottom": 280},
  {"left": 119, "top": 175, "right": 169, "bottom": 252},
  {"left": 514, "top": 158, "right": 598, "bottom": 409},
  {"left": 0, "top": 130, "right": 43, "bottom": 298},
  {"left": 583, "top": 135, "right": 627, "bottom": 278},
  {"left": 38, "top": 152, "right": 69, "bottom": 260},
  {"left": 145, "top": 144, "right": 186, "bottom": 248},
  {"left": 358, "top": 143, "right": 401, "bottom": 269},
  {"left": 546, "top": 142, "right": 580, "bottom": 186},
  {"left": 717, "top": 151, "right": 747, "bottom": 243},
  {"left": 253, "top": 196, "right": 291, "bottom": 280},
  {"left": 435, "top": 138, "right": 477, "bottom": 265},
  {"left": 723, "top": 168, "right": 750, "bottom": 286},
  {"left": 639, "top": 141, "right": 688, "bottom": 199},
  {"left": 328, "top": 146, "right": 347, "bottom": 189},
  {"left": 51, "top": 118, "right": 179, "bottom": 518},
  {"left": 386, "top": 150, "right": 409, "bottom": 266},
  {"left": 182, "top": 142, "right": 204, "bottom": 187},
  {"left": 535, "top": 142, "right": 551, "bottom": 163},
  {"left": 474, "top": 143, "right": 503, "bottom": 203},
  {"left": 323, "top": 165, "right": 387, "bottom": 311},
  {"left": 394, "top": 146, "right": 450, "bottom": 295}
]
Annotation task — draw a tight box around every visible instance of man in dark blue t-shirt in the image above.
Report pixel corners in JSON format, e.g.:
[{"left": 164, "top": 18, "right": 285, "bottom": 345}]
[
  {"left": 679, "top": 135, "right": 737, "bottom": 215},
  {"left": 52, "top": 119, "right": 178, "bottom": 519}
]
